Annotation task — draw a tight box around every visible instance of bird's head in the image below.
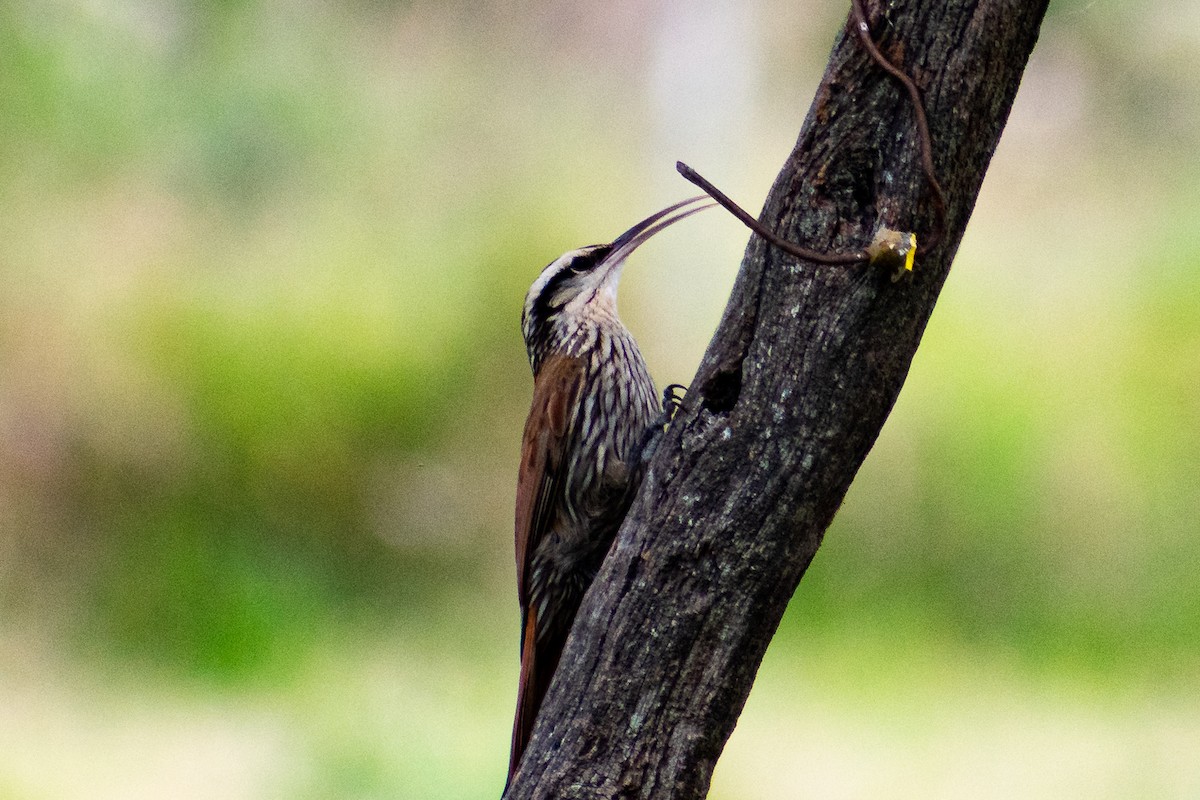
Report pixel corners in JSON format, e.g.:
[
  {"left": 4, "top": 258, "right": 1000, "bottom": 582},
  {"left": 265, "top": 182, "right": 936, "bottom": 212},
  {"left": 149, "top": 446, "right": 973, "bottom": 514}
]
[{"left": 521, "top": 196, "right": 710, "bottom": 370}]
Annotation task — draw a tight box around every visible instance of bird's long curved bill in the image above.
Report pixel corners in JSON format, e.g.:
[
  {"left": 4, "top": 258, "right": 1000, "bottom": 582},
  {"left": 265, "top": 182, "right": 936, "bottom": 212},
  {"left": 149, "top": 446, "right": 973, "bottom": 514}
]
[{"left": 602, "top": 195, "right": 714, "bottom": 269}]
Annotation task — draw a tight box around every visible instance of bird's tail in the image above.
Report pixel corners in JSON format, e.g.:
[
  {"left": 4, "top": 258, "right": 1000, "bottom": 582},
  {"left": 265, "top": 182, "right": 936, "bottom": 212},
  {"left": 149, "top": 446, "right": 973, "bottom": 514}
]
[{"left": 506, "top": 608, "right": 542, "bottom": 791}]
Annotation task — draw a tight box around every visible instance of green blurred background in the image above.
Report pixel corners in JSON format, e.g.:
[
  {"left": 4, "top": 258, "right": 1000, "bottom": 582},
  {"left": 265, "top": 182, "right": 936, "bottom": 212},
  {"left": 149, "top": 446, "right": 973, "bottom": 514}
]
[{"left": 1, "top": 0, "right": 1197, "bottom": 797}]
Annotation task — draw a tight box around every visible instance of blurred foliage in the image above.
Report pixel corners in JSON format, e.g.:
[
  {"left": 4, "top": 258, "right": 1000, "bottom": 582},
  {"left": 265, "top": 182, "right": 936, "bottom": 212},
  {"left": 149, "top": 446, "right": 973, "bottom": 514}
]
[
  {"left": 795, "top": 255, "right": 1200, "bottom": 679},
  {"left": 0, "top": 0, "right": 534, "bottom": 680},
  {"left": 0, "top": 0, "right": 1196, "bottom": 678}
]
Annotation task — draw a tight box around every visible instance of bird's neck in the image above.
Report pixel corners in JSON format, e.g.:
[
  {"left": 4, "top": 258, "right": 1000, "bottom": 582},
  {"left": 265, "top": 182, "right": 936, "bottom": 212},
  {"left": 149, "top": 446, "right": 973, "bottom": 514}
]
[{"left": 530, "top": 303, "right": 631, "bottom": 375}]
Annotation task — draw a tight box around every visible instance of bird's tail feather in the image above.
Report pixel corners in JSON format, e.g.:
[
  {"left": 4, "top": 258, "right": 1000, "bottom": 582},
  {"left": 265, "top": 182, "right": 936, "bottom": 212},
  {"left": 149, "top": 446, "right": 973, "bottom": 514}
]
[{"left": 506, "top": 608, "right": 541, "bottom": 790}]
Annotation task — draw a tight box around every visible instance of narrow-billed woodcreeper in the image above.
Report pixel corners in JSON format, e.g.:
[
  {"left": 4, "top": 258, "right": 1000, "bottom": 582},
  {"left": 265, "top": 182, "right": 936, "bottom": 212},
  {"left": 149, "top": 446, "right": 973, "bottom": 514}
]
[{"left": 507, "top": 196, "right": 710, "bottom": 784}]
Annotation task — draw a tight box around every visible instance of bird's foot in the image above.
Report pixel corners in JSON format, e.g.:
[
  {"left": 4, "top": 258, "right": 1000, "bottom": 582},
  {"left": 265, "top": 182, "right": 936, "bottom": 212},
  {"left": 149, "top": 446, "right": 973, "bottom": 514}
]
[
  {"left": 661, "top": 383, "right": 687, "bottom": 421},
  {"left": 639, "top": 383, "right": 688, "bottom": 465}
]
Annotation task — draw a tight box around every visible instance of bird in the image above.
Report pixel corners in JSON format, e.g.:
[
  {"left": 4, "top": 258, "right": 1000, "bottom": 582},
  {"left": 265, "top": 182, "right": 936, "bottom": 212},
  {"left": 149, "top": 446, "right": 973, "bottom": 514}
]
[{"left": 507, "top": 196, "right": 711, "bottom": 787}]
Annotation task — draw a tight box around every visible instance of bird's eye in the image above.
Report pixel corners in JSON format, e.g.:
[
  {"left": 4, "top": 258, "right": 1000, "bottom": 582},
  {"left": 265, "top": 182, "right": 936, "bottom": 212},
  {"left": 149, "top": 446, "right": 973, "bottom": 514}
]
[{"left": 567, "top": 246, "right": 609, "bottom": 275}]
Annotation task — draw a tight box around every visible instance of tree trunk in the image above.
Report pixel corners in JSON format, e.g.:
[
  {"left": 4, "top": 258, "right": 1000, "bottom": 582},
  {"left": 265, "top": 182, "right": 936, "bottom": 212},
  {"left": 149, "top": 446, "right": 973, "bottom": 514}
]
[{"left": 505, "top": 1, "right": 1049, "bottom": 797}]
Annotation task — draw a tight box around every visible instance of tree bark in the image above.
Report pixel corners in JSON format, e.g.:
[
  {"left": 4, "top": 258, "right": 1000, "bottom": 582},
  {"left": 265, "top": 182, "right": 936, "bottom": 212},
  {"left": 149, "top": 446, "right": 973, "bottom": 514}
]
[{"left": 505, "top": 1, "right": 1049, "bottom": 797}]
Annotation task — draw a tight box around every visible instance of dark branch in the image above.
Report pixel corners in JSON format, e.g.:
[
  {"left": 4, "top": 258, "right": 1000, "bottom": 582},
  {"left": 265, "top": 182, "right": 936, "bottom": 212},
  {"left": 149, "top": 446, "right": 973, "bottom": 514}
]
[{"left": 505, "top": 1, "right": 1050, "bottom": 797}]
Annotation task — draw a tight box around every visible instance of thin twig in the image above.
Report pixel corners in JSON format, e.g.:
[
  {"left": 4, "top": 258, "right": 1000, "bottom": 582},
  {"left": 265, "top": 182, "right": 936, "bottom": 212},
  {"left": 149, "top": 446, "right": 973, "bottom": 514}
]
[
  {"left": 850, "top": 0, "right": 947, "bottom": 249},
  {"left": 679, "top": 0, "right": 949, "bottom": 263},
  {"left": 676, "top": 162, "right": 868, "bottom": 266}
]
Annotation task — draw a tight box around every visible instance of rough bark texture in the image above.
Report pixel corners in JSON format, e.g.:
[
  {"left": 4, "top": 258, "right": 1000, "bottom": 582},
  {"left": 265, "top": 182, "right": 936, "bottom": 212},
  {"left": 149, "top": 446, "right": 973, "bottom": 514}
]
[{"left": 505, "top": 1, "right": 1049, "bottom": 797}]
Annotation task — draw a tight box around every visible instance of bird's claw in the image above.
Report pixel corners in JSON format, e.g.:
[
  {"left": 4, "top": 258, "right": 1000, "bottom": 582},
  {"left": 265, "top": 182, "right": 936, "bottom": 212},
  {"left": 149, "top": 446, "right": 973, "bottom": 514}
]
[
  {"left": 639, "top": 384, "right": 689, "bottom": 465},
  {"left": 661, "top": 383, "right": 687, "bottom": 422}
]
